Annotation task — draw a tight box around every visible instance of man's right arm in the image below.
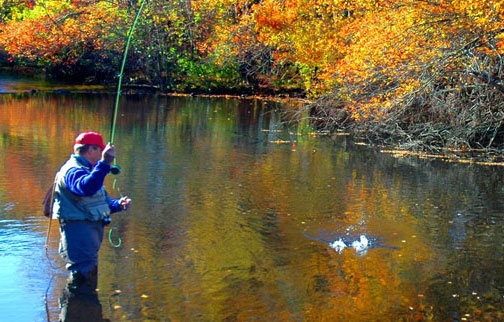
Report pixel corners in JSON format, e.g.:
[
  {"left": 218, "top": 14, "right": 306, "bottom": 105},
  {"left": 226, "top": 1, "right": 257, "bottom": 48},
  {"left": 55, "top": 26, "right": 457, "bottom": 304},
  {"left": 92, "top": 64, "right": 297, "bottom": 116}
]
[{"left": 64, "top": 161, "right": 111, "bottom": 196}]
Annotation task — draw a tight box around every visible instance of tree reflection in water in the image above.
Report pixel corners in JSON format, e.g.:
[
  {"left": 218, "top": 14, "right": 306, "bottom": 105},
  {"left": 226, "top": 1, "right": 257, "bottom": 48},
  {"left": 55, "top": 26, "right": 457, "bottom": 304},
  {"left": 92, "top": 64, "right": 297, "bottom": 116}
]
[{"left": 1, "top": 94, "right": 504, "bottom": 320}]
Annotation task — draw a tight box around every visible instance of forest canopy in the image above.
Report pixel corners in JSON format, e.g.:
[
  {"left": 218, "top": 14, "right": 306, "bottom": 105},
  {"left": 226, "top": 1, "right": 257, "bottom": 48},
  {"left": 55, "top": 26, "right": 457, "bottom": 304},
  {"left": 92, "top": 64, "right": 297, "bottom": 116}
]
[{"left": 0, "top": 0, "right": 503, "bottom": 149}]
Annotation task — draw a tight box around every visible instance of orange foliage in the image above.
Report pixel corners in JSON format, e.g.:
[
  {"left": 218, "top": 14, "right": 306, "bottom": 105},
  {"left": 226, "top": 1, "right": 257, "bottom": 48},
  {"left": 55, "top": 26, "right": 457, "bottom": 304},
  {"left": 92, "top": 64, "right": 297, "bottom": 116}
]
[
  {"left": 1, "top": 0, "right": 502, "bottom": 113},
  {"left": 0, "top": 0, "right": 123, "bottom": 63},
  {"left": 192, "top": 0, "right": 503, "bottom": 115}
]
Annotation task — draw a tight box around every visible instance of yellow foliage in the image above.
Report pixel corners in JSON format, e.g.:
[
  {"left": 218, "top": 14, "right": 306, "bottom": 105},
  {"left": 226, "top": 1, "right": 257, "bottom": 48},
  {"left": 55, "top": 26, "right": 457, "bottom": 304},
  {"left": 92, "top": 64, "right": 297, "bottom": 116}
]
[{"left": 191, "top": 0, "right": 503, "bottom": 114}]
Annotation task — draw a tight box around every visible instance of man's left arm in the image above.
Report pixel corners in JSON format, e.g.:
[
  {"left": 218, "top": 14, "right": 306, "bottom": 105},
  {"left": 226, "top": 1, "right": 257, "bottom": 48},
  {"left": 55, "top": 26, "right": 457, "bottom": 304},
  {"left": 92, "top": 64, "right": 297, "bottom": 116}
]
[{"left": 106, "top": 194, "right": 132, "bottom": 214}]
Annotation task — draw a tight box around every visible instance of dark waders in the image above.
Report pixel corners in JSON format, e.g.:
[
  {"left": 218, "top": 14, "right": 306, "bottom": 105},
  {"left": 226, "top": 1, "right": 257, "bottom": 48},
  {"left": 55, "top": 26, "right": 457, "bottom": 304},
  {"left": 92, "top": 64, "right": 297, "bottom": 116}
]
[{"left": 58, "top": 220, "right": 108, "bottom": 321}]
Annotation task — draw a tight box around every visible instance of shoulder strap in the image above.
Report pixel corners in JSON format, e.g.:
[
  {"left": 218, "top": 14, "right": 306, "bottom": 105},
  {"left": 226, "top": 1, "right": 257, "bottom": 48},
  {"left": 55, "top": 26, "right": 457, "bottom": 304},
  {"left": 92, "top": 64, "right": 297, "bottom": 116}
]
[{"left": 42, "top": 182, "right": 56, "bottom": 217}]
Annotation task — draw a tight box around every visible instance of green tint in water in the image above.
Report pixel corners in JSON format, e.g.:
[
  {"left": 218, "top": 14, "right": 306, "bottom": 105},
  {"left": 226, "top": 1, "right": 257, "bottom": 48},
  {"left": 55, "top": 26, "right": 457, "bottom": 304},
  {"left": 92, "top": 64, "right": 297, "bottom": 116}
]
[{"left": 1, "top": 93, "right": 504, "bottom": 320}]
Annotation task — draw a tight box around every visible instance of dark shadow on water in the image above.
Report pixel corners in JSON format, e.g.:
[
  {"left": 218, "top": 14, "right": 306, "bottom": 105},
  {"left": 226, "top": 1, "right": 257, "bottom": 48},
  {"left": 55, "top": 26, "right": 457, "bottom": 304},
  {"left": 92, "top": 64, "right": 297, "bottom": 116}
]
[{"left": 58, "top": 276, "right": 109, "bottom": 322}]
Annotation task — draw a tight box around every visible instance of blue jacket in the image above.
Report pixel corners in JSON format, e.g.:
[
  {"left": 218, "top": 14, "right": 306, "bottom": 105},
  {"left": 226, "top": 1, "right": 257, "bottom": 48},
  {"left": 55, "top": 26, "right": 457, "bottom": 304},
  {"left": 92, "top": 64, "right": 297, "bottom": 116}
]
[
  {"left": 53, "top": 155, "right": 122, "bottom": 220},
  {"left": 65, "top": 156, "right": 122, "bottom": 213}
]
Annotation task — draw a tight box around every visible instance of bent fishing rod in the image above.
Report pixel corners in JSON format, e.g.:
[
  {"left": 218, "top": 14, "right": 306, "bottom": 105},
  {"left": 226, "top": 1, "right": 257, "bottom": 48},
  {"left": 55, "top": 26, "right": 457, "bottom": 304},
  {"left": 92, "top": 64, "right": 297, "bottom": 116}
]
[
  {"left": 106, "top": 0, "right": 148, "bottom": 248},
  {"left": 109, "top": 0, "right": 148, "bottom": 175}
]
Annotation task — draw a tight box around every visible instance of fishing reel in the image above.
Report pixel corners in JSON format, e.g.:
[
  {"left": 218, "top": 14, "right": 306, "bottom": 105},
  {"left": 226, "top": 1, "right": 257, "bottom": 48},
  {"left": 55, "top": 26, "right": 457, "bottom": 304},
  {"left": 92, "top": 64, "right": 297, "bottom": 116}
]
[
  {"left": 102, "top": 215, "right": 112, "bottom": 226},
  {"left": 111, "top": 164, "right": 121, "bottom": 175}
]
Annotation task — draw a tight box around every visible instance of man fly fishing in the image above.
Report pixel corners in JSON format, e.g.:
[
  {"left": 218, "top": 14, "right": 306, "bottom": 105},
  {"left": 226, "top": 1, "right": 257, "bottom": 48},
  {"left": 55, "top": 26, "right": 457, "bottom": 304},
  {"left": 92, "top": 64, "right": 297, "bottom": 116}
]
[{"left": 52, "top": 131, "right": 131, "bottom": 293}]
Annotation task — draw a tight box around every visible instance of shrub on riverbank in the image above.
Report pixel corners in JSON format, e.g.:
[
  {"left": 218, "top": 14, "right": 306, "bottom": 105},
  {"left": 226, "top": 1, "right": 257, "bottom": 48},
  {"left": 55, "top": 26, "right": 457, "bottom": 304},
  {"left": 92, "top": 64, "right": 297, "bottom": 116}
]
[
  {"left": 306, "top": 49, "right": 504, "bottom": 152},
  {"left": 301, "top": 1, "right": 504, "bottom": 152}
]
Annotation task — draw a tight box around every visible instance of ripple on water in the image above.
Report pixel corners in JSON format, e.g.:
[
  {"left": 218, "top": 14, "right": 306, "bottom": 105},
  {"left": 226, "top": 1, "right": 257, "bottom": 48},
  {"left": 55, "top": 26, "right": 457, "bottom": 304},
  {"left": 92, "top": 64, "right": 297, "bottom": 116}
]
[{"left": 0, "top": 219, "right": 51, "bottom": 321}]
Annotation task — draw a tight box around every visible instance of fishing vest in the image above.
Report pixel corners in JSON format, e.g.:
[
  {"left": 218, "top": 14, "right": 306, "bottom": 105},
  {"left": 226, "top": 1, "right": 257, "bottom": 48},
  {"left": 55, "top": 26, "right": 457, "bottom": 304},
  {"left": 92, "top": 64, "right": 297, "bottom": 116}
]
[{"left": 52, "top": 155, "right": 110, "bottom": 221}]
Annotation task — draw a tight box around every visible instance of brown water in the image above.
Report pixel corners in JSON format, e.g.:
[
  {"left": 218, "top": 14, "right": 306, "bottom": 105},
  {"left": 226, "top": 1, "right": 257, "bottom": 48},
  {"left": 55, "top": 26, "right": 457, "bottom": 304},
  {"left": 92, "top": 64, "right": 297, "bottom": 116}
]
[{"left": 1, "top": 92, "right": 504, "bottom": 321}]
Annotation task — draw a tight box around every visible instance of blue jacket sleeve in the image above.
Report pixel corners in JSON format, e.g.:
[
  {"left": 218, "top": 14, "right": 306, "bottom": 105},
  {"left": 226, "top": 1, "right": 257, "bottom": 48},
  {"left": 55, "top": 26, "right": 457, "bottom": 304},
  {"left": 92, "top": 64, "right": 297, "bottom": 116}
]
[
  {"left": 108, "top": 198, "right": 123, "bottom": 214},
  {"left": 64, "top": 161, "right": 111, "bottom": 196}
]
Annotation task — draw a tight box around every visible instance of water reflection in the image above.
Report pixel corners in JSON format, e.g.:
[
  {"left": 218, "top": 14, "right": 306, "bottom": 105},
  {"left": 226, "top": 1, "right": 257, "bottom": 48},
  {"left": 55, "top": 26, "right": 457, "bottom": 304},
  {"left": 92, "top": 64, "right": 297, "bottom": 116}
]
[
  {"left": 1, "top": 93, "right": 504, "bottom": 320},
  {"left": 0, "top": 218, "right": 53, "bottom": 321},
  {"left": 58, "top": 280, "right": 108, "bottom": 322}
]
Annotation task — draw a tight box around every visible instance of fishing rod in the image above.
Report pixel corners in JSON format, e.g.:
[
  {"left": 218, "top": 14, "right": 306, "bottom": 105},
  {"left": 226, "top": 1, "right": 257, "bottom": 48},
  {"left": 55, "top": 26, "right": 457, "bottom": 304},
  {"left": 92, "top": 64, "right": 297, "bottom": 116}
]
[
  {"left": 106, "top": 0, "right": 148, "bottom": 248},
  {"left": 109, "top": 0, "right": 148, "bottom": 175}
]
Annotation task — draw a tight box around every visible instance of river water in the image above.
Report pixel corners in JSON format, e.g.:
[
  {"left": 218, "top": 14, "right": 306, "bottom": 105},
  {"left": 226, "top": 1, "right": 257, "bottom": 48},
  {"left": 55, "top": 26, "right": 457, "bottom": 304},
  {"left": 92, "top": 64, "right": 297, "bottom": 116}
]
[{"left": 1, "top": 91, "right": 504, "bottom": 321}]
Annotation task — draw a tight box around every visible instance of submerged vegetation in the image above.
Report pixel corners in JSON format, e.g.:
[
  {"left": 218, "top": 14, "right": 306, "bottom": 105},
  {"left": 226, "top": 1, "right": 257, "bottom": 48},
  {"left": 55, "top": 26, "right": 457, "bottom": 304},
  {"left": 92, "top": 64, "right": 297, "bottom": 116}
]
[{"left": 0, "top": 0, "right": 503, "bottom": 151}]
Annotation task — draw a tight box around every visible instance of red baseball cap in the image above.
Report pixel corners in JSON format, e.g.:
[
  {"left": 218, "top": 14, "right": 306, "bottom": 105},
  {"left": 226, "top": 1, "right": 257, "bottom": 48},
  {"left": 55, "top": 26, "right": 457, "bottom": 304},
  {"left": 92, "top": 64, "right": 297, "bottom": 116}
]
[{"left": 75, "top": 132, "right": 105, "bottom": 150}]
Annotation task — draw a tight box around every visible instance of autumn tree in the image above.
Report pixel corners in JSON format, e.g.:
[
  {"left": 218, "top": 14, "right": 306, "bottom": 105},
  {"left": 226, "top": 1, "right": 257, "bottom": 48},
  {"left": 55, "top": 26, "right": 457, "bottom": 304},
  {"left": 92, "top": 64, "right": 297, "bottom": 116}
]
[
  {"left": 307, "top": 0, "right": 504, "bottom": 149},
  {"left": 136, "top": 0, "right": 246, "bottom": 92},
  {"left": 0, "top": 0, "right": 127, "bottom": 81}
]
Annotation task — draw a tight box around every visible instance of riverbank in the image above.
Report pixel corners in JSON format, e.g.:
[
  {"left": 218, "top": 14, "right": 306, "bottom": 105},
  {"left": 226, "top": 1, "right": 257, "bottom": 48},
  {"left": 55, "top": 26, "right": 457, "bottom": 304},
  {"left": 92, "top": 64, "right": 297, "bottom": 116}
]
[
  {"left": 3, "top": 73, "right": 503, "bottom": 165},
  {"left": 303, "top": 117, "right": 504, "bottom": 166}
]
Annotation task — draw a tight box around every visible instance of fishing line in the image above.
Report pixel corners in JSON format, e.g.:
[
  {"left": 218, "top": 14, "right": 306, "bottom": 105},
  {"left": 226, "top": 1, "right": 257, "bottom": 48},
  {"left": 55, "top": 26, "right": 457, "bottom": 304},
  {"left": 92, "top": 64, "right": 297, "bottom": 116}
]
[
  {"left": 43, "top": 183, "right": 65, "bottom": 322},
  {"left": 44, "top": 275, "right": 57, "bottom": 322},
  {"left": 108, "top": 227, "right": 122, "bottom": 247},
  {"left": 107, "top": 0, "right": 147, "bottom": 248},
  {"left": 44, "top": 179, "right": 67, "bottom": 270}
]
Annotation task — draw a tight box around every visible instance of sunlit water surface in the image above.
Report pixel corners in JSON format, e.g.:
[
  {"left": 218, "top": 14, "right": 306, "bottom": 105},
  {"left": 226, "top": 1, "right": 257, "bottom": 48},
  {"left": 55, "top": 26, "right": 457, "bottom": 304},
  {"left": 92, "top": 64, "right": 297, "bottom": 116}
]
[{"left": 1, "top": 92, "right": 504, "bottom": 321}]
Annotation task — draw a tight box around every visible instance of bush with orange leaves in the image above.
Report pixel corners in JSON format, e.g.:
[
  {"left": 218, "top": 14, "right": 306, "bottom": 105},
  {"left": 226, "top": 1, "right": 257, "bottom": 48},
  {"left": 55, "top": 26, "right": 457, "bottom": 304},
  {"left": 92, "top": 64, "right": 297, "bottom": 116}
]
[
  {"left": 299, "top": 0, "right": 504, "bottom": 151},
  {"left": 0, "top": 0, "right": 126, "bottom": 81}
]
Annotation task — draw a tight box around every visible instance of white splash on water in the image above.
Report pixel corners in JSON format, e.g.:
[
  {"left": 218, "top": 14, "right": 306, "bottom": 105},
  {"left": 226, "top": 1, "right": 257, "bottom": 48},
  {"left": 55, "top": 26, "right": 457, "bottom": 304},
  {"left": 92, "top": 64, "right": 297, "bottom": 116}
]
[
  {"left": 351, "top": 235, "right": 369, "bottom": 254},
  {"left": 330, "top": 235, "right": 370, "bottom": 255},
  {"left": 329, "top": 238, "right": 346, "bottom": 253}
]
